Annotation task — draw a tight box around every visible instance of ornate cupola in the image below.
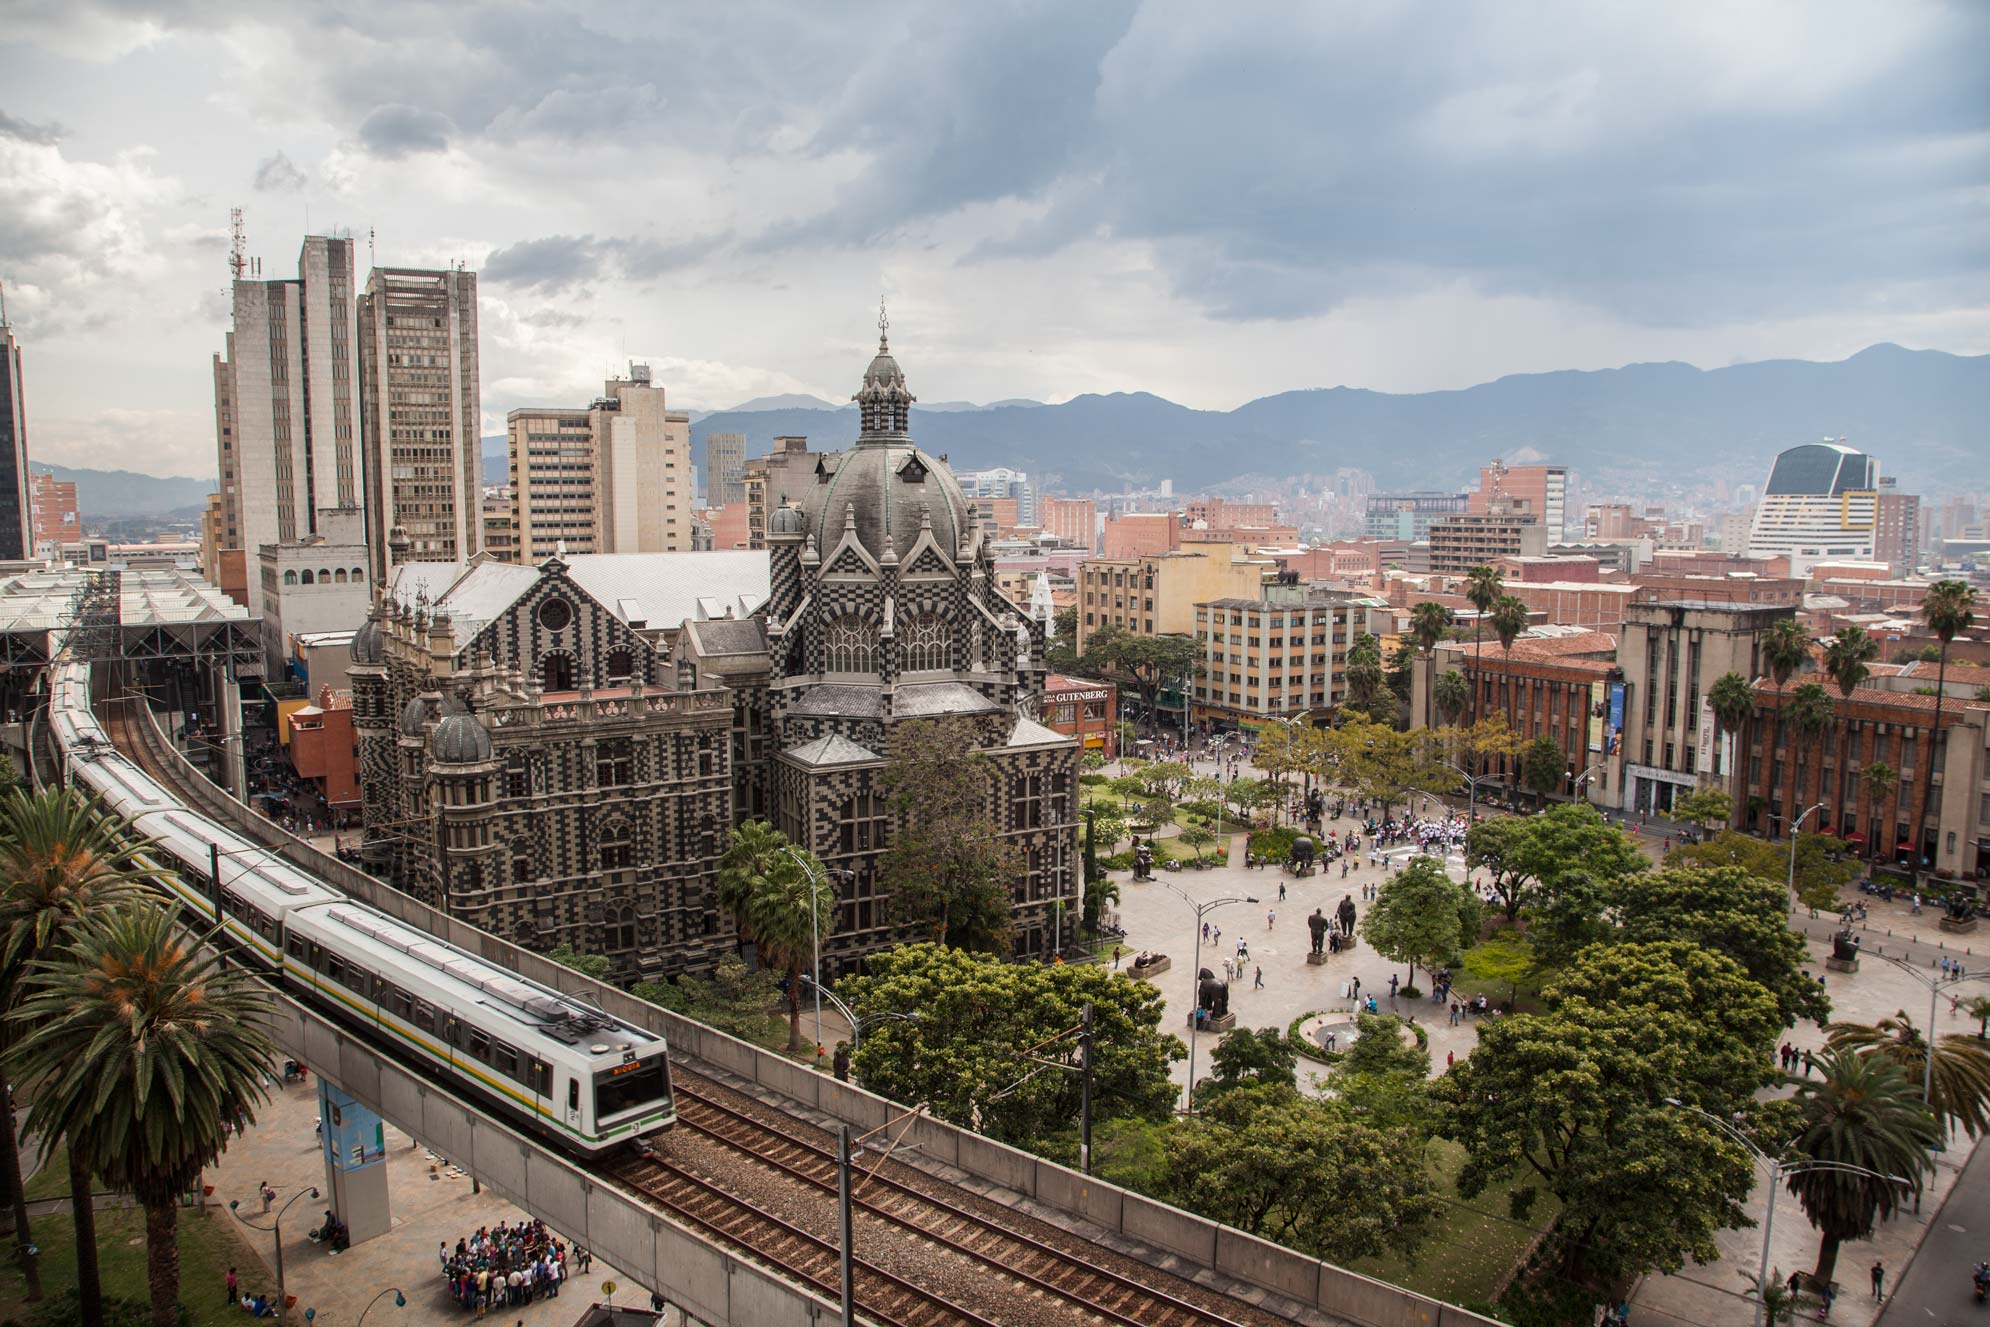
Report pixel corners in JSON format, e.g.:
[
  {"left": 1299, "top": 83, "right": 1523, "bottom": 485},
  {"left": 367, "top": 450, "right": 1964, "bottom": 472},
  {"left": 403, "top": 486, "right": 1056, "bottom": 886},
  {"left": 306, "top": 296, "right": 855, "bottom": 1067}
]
[{"left": 853, "top": 301, "right": 915, "bottom": 440}]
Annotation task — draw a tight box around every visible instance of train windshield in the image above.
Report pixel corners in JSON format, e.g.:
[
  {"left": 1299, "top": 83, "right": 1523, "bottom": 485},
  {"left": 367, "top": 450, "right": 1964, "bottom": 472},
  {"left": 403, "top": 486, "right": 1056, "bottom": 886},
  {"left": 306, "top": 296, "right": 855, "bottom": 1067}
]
[{"left": 594, "top": 1058, "right": 666, "bottom": 1121}]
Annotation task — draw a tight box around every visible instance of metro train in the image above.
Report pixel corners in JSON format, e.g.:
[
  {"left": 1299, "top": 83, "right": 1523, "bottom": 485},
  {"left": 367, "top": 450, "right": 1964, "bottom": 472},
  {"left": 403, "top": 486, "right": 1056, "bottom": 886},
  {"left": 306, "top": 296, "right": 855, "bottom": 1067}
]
[{"left": 47, "top": 661, "right": 675, "bottom": 1159}]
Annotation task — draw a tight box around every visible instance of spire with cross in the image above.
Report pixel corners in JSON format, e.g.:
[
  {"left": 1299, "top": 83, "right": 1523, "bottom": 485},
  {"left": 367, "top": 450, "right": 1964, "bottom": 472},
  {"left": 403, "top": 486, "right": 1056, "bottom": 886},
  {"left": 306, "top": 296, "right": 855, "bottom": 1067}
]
[{"left": 878, "top": 295, "right": 889, "bottom": 351}]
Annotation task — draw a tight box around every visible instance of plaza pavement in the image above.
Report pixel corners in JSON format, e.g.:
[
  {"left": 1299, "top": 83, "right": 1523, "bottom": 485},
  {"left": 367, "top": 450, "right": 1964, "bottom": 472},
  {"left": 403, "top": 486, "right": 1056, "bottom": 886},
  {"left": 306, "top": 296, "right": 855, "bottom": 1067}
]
[{"left": 1101, "top": 766, "right": 1987, "bottom": 1327}]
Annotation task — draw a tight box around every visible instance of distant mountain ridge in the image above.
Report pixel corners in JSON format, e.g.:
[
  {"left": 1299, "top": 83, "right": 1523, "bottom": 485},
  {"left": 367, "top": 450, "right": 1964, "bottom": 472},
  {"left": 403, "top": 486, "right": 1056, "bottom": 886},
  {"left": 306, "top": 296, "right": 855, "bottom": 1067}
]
[
  {"left": 30, "top": 462, "right": 213, "bottom": 519},
  {"left": 681, "top": 344, "right": 1985, "bottom": 495}
]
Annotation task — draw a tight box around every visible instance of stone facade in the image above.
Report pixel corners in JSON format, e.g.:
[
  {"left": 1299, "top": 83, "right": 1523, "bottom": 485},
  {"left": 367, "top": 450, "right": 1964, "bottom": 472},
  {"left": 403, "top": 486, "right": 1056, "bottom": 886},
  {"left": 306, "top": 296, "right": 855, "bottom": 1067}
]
[
  {"left": 349, "top": 554, "right": 734, "bottom": 981},
  {"left": 680, "top": 326, "right": 1082, "bottom": 973}
]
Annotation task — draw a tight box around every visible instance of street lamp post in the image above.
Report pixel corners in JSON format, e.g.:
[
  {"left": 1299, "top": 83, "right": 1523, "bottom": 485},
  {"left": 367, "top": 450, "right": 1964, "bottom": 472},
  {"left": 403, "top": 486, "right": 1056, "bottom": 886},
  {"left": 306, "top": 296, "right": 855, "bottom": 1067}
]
[
  {"left": 1786, "top": 802, "right": 1827, "bottom": 905},
  {"left": 781, "top": 847, "right": 850, "bottom": 1067},
  {"left": 1158, "top": 882, "right": 1257, "bottom": 1112},
  {"left": 355, "top": 1288, "right": 406, "bottom": 1327},
  {"left": 1663, "top": 1098, "right": 1909, "bottom": 1327},
  {"left": 230, "top": 1186, "right": 319, "bottom": 1322},
  {"left": 799, "top": 976, "right": 921, "bottom": 1053},
  {"left": 1439, "top": 760, "right": 1492, "bottom": 823},
  {"left": 1572, "top": 762, "right": 1605, "bottom": 803},
  {"left": 1871, "top": 953, "right": 1990, "bottom": 1113}
]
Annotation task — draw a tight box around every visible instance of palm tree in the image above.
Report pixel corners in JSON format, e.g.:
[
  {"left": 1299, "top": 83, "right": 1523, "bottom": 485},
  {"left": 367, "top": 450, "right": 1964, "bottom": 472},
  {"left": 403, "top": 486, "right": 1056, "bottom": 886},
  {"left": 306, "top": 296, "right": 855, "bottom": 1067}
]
[
  {"left": 1464, "top": 566, "right": 1504, "bottom": 734},
  {"left": 1761, "top": 618, "right": 1812, "bottom": 831},
  {"left": 744, "top": 852, "right": 836, "bottom": 1054},
  {"left": 1708, "top": 671, "right": 1756, "bottom": 825},
  {"left": 1408, "top": 601, "right": 1450, "bottom": 728},
  {"left": 1827, "top": 1010, "right": 1990, "bottom": 1139},
  {"left": 1490, "top": 595, "right": 1529, "bottom": 656},
  {"left": 1963, "top": 996, "right": 1990, "bottom": 1041},
  {"left": 1821, "top": 626, "right": 1880, "bottom": 820},
  {"left": 1860, "top": 761, "right": 1898, "bottom": 867},
  {"left": 1784, "top": 1048, "right": 1938, "bottom": 1288},
  {"left": 717, "top": 818, "right": 795, "bottom": 949},
  {"left": 1912, "top": 580, "right": 1976, "bottom": 871},
  {"left": 1433, "top": 669, "right": 1468, "bottom": 727},
  {"left": 1784, "top": 682, "right": 1835, "bottom": 835},
  {"left": 9, "top": 901, "right": 275, "bottom": 1327},
  {"left": 0, "top": 787, "right": 165, "bottom": 1320}
]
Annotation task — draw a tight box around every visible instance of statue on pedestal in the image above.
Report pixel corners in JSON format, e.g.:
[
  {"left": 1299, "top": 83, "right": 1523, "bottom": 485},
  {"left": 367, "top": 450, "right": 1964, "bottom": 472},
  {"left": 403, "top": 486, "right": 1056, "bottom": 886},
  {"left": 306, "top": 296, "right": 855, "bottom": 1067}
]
[
  {"left": 1133, "top": 838, "right": 1154, "bottom": 881},
  {"left": 1308, "top": 909, "right": 1329, "bottom": 956},
  {"left": 1197, "top": 967, "right": 1230, "bottom": 1021}
]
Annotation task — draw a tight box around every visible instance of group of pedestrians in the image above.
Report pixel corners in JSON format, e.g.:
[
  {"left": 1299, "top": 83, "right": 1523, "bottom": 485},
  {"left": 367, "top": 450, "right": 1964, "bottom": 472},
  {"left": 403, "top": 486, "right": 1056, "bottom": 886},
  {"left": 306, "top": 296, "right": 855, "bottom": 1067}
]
[{"left": 439, "top": 1219, "right": 585, "bottom": 1316}]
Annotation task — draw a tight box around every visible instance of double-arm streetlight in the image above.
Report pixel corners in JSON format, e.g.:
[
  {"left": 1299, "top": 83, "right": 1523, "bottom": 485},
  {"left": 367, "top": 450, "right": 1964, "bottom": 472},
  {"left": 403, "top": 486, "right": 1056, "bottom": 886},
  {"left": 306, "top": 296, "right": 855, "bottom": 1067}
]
[
  {"left": 799, "top": 976, "right": 922, "bottom": 1053},
  {"left": 1159, "top": 881, "right": 1257, "bottom": 1112},
  {"left": 1572, "top": 762, "right": 1606, "bottom": 803},
  {"left": 781, "top": 846, "right": 851, "bottom": 1066},
  {"left": 1664, "top": 1099, "right": 1910, "bottom": 1327},
  {"left": 1438, "top": 759, "right": 1496, "bottom": 824},
  {"left": 229, "top": 1186, "right": 319, "bottom": 1322},
  {"left": 1786, "top": 802, "right": 1827, "bottom": 906},
  {"left": 1871, "top": 952, "right": 1990, "bottom": 1114},
  {"left": 355, "top": 1288, "right": 406, "bottom": 1327}
]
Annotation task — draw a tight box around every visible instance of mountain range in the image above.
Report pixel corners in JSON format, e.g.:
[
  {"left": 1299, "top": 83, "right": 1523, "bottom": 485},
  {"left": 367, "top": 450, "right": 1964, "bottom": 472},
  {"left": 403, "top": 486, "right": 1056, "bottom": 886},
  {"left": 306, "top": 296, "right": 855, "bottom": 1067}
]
[
  {"left": 466, "top": 344, "right": 1981, "bottom": 496},
  {"left": 31, "top": 462, "right": 214, "bottom": 520},
  {"left": 673, "top": 343, "right": 1983, "bottom": 496}
]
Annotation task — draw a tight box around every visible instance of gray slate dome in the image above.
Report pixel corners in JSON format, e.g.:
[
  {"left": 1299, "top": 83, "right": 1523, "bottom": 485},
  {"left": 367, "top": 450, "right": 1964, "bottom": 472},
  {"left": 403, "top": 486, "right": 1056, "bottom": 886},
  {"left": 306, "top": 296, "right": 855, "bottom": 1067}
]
[
  {"left": 770, "top": 503, "right": 807, "bottom": 536},
  {"left": 398, "top": 695, "right": 429, "bottom": 737},
  {"left": 350, "top": 615, "right": 383, "bottom": 665},
  {"left": 429, "top": 711, "right": 493, "bottom": 765}
]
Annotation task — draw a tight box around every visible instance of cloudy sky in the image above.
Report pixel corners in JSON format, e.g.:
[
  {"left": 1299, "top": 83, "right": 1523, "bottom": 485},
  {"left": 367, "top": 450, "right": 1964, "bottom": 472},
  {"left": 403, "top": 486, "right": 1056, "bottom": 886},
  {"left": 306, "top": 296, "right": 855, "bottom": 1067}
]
[{"left": 1, "top": 1, "right": 1985, "bottom": 479}]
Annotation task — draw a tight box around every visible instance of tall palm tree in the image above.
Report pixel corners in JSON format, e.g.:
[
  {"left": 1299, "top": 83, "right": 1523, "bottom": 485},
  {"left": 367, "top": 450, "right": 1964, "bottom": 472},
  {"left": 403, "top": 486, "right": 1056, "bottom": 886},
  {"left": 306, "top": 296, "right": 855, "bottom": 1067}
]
[
  {"left": 1860, "top": 762, "right": 1899, "bottom": 867},
  {"left": 1490, "top": 595, "right": 1530, "bottom": 656},
  {"left": 1827, "top": 1010, "right": 1990, "bottom": 1139},
  {"left": 1708, "top": 671, "right": 1757, "bottom": 826},
  {"left": 9, "top": 902, "right": 275, "bottom": 1327},
  {"left": 1784, "top": 1048, "right": 1938, "bottom": 1288},
  {"left": 717, "top": 818, "right": 796, "bottom": 950},
  {"left": 0, "top": 787, "right": 165, "bottom": 1320},
  {"left": 1408, "top": 601, "right": 1450, "bottom": 729},
  {"left": 1912, "top": 580, "right": 1976, "bottom": 871},
  {"left": 1464, "top": 566, "right": 1504, "bottom": 736},
  {"left": 1820, "top": 626, "right": 1879, "bottom": 823},
  {"left": 1784, "top": 682, "right": 1835, "bottom": 835},
  {"left": 1761, "top": 618, "right": 1812, "bottom": 830},
  {"left": 1433, "top": 670, "right": 1468, "bottom": 727},
  {"left": 745, "top": 852, "right": 837, "bottom": 1054}
]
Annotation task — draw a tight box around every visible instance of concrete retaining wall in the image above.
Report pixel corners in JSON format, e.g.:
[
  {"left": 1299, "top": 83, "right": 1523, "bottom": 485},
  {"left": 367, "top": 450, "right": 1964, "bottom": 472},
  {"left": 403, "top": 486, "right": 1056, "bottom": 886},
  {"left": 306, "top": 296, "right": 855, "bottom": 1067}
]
[
  {"left": 135, "top": 701, "right": 1502, "bottom": 1327},
  {"left": 267, "top": 995, "right": 840, "bottom": 1326}
]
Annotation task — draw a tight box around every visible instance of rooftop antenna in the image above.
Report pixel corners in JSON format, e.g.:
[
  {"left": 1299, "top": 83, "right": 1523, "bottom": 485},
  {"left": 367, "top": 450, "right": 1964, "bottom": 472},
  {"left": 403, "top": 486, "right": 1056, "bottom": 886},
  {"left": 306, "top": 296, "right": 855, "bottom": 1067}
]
[
  {"left": 0, "top": 279, "right": 8, "bottom": 329},
  {"left": 229, "top": 207, "right": 247, "bottom": 281},
  {"left": 368, "top": 226, "right": 376, "bottom": 267},
  {"left": 878, "top": 294, "right": 889, "bottom": 349}
]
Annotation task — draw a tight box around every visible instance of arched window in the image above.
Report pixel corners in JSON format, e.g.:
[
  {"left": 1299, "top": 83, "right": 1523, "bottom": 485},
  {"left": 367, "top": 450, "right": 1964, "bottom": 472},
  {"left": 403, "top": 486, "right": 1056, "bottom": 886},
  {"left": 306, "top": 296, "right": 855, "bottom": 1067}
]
[
  {"left": 615, "top": 905, "right": 637, "bottom": 951},
  {"left": 318, "top": 568, "right": 332, "bottom": 584},
  {"left": 541, "top": 653, "right": 575, "bottom": 691},
  {"left": 824, "top": 614, "right": 876, "bottom": 674},
  {"left": 300, "top": 570, "right": 314, "bottom": 585},
  {"left": 334, "top": 568, "right": 348, "bottom": 584},
  {"left": 510, "top": 840, "right": 533, "bottom": 885},
  {"left": 598, "top": 819, "right": 633, "bottom": 872},
  {"left": 283, "top": 570, "right": 298, "bottom": 585},
  {"left": 900, "top": 613, "right": 948, "bottom": 672},
  {"left": 606, "top": 647, "right": 635, "bottom": 682},
  {"left": 351, "top": 567, "right": 365, "bottom": 582}
]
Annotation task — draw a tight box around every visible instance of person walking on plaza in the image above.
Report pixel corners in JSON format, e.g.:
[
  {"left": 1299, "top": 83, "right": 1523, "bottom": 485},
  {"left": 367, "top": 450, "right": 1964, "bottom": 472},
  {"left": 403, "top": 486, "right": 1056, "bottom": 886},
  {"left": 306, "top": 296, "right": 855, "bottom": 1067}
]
[
  {"left": 1254, "top": 966, "right": 1263, "bottom": 990},
  {"left": 226, "top": 1267, "right": 238, "bottom": 1306},
  {"left": 1870, "top": 1261, "right": 1884, "bottom": 1299}
]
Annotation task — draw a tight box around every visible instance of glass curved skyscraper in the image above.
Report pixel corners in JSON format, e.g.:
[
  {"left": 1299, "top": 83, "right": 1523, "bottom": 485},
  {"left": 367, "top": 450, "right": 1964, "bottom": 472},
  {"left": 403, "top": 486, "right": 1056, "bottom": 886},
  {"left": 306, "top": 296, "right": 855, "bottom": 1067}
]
[{"left": 1746, "top": 439, "right": 1879, "bottom": 573}]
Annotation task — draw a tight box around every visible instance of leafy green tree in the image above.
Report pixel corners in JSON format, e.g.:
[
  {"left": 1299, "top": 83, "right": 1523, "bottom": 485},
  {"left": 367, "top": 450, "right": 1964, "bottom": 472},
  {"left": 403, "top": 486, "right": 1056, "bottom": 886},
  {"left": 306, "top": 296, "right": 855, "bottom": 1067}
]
[
  {"left": 1205, "top": 1026, "right": 1298, "bottom": 1095},
  {"left": 1664, "top": 828, "right": 1857, "bottom": 913},
  {"left": 1082, "top": 625, "right": 1200, "bottom": 717},
  {"left": 0, "top": 787, "right": 165, "bottom": 1318},
  {"left": 1331, "top": 1014, "right": 1435, "bottom": 1131},
  {"left": 547, "top": 943, "right": 613, "bottom": 980},
  {"left": 1527, "top": 869, "right": 1611, "bottom": 970},
  {"left": 1784, "top": 1049, "right": 1938, "bottom": 1287},
  {"left": 1360, "top": 856, "right": 1468, "bottom": 987},
  {"left": 841, "top": 944, "right": 1180, "bottom": 1150},
  {"left": 1468, "top": 803, "right": 1642, "bottom": 923},
  {"left": 879, "top": 719, "right": 1021, "bottom": 952},
  {"left": 1610, "top": 865, "right": 1829, "bottom": 1027},
  {"left": 10, "top": 902, "right": 277, "bottom": 1327},
  {"left": 1521, "top": 735, "right": 1566, "bottom": 807},
  {"left": 1826, "top": 1010, "right": 1990, "bottom": 1138},
  {"left": 1176, "top": 823, "right": 1219, "bottom": 864},
  {"left": 1091, "top": 1116, "right": 1171, "bottom": 1195},
  {"left": 1672, "top": 788, "right": 1732, "bottom": 839},
  {"left": 1439, "top": 1004, "right": 1757, "bottom": 1301},
  {"left": 1045, "top": 606, "right": 1081, "bottom": 673},
  {"left": 1460, "top": 930, "right": 1536, "bottom": 1008},
  {"left": 633, "top": 955, "right": 783, "bottom": 1044},
  {"left": 1915, "top": 580, "right": 1976, "bottom": 848},
  {"left": 1164, "top": 1083, "right": 1436, "bottom": 1262}
]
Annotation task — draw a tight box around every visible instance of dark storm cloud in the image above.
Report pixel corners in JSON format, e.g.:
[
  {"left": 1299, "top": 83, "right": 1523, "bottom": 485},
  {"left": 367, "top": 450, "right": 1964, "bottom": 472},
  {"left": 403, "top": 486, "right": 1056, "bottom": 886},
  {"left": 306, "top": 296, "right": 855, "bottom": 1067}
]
[
  {"left": 357, "top": 104, "right": 453, "bottom": 158},
  {"left": 252, "top": 150, "right": 306, "bottom": 193},
  {"left": 485, "top": 233, "right": 719, "bottom": 292},
  {"left": 0, "top": 110, "right": 63, "bottom": 145}
]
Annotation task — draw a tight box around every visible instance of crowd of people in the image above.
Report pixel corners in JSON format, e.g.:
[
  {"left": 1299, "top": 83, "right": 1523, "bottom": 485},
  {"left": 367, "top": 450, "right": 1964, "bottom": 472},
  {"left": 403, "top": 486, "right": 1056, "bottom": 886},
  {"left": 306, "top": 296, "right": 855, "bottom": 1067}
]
[{"left": 439, "top": 1219, "right": 588, "bottom": 1316}]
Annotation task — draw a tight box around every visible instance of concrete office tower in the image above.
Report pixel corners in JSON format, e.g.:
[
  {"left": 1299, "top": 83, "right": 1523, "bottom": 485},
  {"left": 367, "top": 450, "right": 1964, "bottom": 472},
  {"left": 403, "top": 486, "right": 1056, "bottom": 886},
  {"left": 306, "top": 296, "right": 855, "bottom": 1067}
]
[
  {"left": 593, "top": 364, "right": 691, "bottom": 554},
  {"left": 1471, "top": 460, "right": 1568, "bottom": 541},
  {"left": 29, "top": 472, "right": 78, "bottom": 555},
  {"left": 1746, "top": 440, "right": 1879, "bottom": 575},
  {"left": 705, "top": 431, "right": 746, "bottom": 506},
  {"left": 0, "top": 308, "right": 29, "bottom": 561},
  {"left": 506, "top": 405, "right": 595, "bottom": 560},
  {"left": 212, "top": 236, "right": 364, "bottom": 580},
  {"left": 358, "top": 265, "right": 481, "bottom": 579},
  {"left": 1874, "top": 477, "right": 1920, "bottom": 576}
]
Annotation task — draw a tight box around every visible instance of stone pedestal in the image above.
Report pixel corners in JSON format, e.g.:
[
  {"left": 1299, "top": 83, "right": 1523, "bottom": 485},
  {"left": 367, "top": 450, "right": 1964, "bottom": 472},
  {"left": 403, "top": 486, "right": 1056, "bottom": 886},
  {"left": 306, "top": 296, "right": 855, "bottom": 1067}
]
[
  {"left": 1306, "top": 952, "right": 1329, "bottom": 965},
  {"left": 1130, "top": 956, "right": 1170, "bottom": 977},
  {"left": 1825, "top": 955, "right": 1860, "bottom": 973},
  {"left": 1206, "top": 1012, "right": 1237, "bottom": 1032},
  {"left": 1939, "top": 915, "right": 1979, "bottom": 934}
]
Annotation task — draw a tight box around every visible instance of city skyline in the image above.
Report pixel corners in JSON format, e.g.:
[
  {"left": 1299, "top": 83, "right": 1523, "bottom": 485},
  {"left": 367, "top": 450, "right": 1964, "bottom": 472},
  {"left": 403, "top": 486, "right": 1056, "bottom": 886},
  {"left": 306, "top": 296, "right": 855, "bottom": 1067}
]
[{"left": 0, "top": 1, "right": 1984, "bottom": 479}]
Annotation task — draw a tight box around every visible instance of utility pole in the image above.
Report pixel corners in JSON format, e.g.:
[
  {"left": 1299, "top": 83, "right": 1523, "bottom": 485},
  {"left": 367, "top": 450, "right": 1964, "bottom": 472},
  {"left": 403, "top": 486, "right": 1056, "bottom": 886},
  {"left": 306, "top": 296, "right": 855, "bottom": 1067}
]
[
  {"left": 1079, "top": 1003, "right": 1095, "bottom": 1176},
  {"left": 837, "top": 1125, "right": 855, "bottom": 1327}
]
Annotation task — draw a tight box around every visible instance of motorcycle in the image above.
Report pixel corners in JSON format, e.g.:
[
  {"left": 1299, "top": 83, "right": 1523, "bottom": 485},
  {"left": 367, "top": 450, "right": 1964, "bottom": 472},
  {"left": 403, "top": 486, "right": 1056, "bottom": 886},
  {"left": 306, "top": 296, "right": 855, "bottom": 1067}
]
[{"left": 1973, "top": 1261, "right": 1989, "bottom": 1302}]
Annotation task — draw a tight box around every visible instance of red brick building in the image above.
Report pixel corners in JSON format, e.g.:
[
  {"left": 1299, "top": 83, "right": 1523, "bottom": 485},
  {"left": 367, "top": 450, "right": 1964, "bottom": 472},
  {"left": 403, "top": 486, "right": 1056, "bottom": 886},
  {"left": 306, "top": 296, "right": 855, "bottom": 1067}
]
[
  {"left": 288, "top": 688, "right": 360, "bottom": 821},
  {"left": 1414, "top": 631, "right": 1622, "bottom": 799},
  {"left": 1043, "top": 674, "right": 1119, "bottom": 756}
]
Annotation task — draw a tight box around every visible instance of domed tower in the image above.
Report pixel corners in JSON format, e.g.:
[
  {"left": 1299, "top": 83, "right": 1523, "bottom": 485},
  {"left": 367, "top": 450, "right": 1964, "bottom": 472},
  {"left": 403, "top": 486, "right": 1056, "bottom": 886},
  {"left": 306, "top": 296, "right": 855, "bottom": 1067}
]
[
  {"left": 428, "top": 698, "right": 502, "bottom": 913},
  {"left": 348, "top": 604, "right": 395, "bottom": 871}
]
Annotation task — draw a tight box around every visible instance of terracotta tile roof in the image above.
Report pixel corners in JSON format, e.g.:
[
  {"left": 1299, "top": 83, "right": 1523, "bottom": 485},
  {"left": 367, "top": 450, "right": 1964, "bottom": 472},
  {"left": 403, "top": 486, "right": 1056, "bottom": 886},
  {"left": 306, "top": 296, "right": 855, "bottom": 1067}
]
[{"left": 1753, "top": 676, "right": 1990, "bottom": 716}]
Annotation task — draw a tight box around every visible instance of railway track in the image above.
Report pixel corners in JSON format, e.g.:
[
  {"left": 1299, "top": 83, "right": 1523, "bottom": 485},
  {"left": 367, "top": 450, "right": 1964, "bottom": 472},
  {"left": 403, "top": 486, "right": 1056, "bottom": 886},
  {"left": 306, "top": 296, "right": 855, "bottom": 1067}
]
[{"left": 639, "top": 1075, "right": 1260, "bottom": 1327}]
